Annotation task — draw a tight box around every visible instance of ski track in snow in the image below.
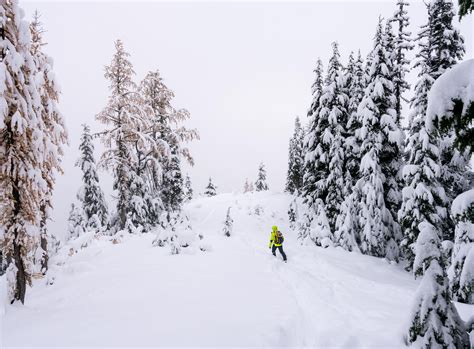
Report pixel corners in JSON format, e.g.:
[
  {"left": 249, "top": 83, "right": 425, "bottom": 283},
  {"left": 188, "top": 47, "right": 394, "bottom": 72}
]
[{"left": 2, "top": 192, "right": 430, "bottom": 348}]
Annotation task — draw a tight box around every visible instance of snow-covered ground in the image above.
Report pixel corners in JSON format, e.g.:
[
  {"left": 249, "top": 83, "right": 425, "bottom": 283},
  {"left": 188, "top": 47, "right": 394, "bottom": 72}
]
[{"left": 3, "top": 191, "right": 464, "bottom": 347}]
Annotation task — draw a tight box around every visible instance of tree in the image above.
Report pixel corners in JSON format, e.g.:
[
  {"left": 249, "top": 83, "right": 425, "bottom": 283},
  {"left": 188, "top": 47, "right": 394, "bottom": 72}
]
[
  {"left": 255, "top": 162, "right": 269, "bottom": 191},
  {"left": 139, "top": 70, "right": 198, "bottom": 216},
  {"left": 0, "top": 1, "right": 59, "bottom": 304},
  {"left": 223, "top": 207, "right": 233, "bottom": 237},
  {"left": 285, "top": 116, "right": 304, "bottom": 194},
  {"left": 406, "top": 222, "right": 469, "bottom": 348},
  {"left": 321, "top": 42, "right": 349, "bottom": 232},
  {"left": 184, "top": 174, "right": 193, "bottom": 202},
  {"left": 76, "top": 124, "right": 108, "bottom": 231},
  {"left": 66, "top": 203, "right": 86, "bottom": 241},
  {"left": 28, "top": 11, "right": 67, "bottom": 275},
  {"left": 335, "top": 186, "right": 361, "bottom": 252},
  {"left": 398, "top": 9, "right": 448, "bottom": 270},
  {"left": 204, "top": 178, "right": 217, "bottom": 197},
  {"left": 448, "top": 190, "right": 473, "bottom": 304},
  {"left": 96, "top": 40, "right": 151, "bottom": 231},
  {"left": 302, "top": 58, "right": 324, "bottom": 205},
  {"left": 390, "top": 0, "right": 413, "bottom": 125},
  {"left": 344, "top": 50, "right": 365, "bottom": 194},
  {"left": 458, "top": 0, "right": 474, "bottom": 19},
  {"left": 355, "top": 19, "right": 402, "bottom": 260}
]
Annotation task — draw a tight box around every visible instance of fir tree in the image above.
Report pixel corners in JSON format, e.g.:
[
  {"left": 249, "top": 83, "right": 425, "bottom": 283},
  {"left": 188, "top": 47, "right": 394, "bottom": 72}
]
[
  {"left": 255, "top": 162, "right": 269, "bottom": 191},
  {"left": 335, "top": 185, "right": 361, "bottom": 252},
  {"left": 285, "top": 116, "right": 304, "bottom": 195},
  {"left": 398, "top": 8, "right": 449, "bottom": 270},
  {"left": 66, "top": 203, "right": 86, "bottom": 241},
  {"left": 322, "top": 42, "right": 349, "bottom": 232},
  {"left": 288, "top": 199, "right": 298, "bottom": 230},
  {"left": 302, "top": 58, "right": 324, "bottom": 206},
  {"left": 204, "top": 178, "right": 217, "bottom": 197},
  {"left": 458, "top": 0, "right": 474, "bottom": 19},
  {"left": 448, "top": 190, "right": 473, "bottom": 304},
  {"left": 139, "top": 70, "right": 198, "bottom": 217},
  {"left": 355, "top": 19, "right": 402, "bottom": 260},
  {"left": 76, "top": 124, "right": 108, "bottom": 231},
  {"left": 184, "top": 174, "right": 193, "bottom": 202},
  {"left": 344, "top": 50, "right": 365, "bottom": 194},
  {"left": 223, "top": 207, "right": 233, "bottom": 237},
  {"left": 390, "top": 0, "right": 413, "bottom": 125},
  {"left": 406, "top": 222, "right": 469, "bottom": 348}
]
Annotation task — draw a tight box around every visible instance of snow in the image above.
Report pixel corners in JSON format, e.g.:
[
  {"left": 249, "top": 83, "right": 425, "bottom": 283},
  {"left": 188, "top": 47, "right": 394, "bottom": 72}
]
[
  {"left": 2, "top": 192, "right": 426, "bottom": 347},
  {"left": 451, "top": 188, "right": 474, "bottom": 217},
  {"left": 426, "top": 59, "right": 474, "bottom": 130}
]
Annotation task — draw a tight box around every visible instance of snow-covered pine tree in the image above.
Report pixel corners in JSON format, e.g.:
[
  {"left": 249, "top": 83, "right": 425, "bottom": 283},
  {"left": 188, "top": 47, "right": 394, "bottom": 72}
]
[
  {"left": 448, "top": 190, "right": 473, "bottom": 304},
  {"left": 96, "top": 40, "right": 151, "bottom": 232},
  {"left": 76, "top": 124, "right": 108, "bottom": 231},
  {"left": 406, "top": 222, "right": 469, "bottom": 348},
  {"left": 344, "top": 50, "right": 365, "bottom": 195},
  {"left": 285, "top": 116, "right": 304, "bottom": 195},
  {"left": 223, "top": 207, "right": 233, "bottom": 237},
  {"left": 322, "top": 42, "right": 349, "bottom": 232},
  {"left": 66, "top": 203, "right": 86, "bottom": 241},
  {"left": 335, "top": 184, "right": 361, "bottom": 252},
  {"left": 302, "top": 58, "right": 324, "bottom": 206},
  {"left": 243, "top": 178, "right": 251, "bottom": 193},
  {"left": 355, "top": 19, "right": 402, "bottom": 260},
  {"left": 310, "top": 199, "right": 333, "bottom": 248},
  {"left": 255, "top": 162, "right": 269, "bottom": 191},
  {"left": 398, "top": 8, "right": 449, "bottom": 271},
  {"left": 184, "top": 174, "right": 193, "bottom": 202},
  {"left": 204, "top": 178, "right": 217, "bottom": 197},
  {"left": 390, "top": 0, "right": 413, "bottom": 125},
  {"left": 139, "top": 70, "right": 198, "bottom": 217},
  {"left": 429, "top": 0, "right": 469, "bottom": 237},
  {"left": 29, "top": 11, "right": 67, "bottom": 274},
  {"left": 0, "top": 0, "right": 53, "bottom": 303}
]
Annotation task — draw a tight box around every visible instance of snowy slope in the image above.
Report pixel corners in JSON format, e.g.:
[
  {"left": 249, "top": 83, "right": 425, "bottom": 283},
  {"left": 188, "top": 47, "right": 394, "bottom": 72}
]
[{"left": 2, "top": 192, "right": 423, "bottom": 347}]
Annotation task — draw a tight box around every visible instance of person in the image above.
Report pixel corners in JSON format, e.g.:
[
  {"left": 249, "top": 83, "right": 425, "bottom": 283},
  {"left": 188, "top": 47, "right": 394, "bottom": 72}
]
[{"left": 268, "top": 225, "right": 287, "bottom": 262}]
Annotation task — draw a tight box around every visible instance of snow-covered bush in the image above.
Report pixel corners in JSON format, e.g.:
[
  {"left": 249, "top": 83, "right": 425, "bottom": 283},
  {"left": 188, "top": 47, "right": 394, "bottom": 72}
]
[{"left": 223, "top": 207, "right": 233, "bottom": 237}]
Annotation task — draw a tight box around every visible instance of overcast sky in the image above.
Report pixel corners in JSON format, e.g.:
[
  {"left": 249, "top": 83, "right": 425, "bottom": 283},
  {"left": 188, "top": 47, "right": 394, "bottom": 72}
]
[{"left": 21, "top": 0, "right": 473, "bottom": 238}]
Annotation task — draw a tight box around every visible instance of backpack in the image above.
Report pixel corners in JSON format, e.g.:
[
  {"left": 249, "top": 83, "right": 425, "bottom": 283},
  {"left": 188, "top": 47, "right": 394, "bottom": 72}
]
[{"left": 274, "top": 231, "right": 284, "bottom": 245}]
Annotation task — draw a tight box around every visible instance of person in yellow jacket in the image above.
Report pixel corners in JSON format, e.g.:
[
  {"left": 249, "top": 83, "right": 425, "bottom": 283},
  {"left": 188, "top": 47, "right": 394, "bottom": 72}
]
[{"left": 269, "top": 225, "right": 287, "bottom": 262}]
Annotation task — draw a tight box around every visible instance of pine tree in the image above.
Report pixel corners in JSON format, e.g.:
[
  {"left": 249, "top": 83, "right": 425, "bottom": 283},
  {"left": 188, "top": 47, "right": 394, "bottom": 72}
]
[
  {"left": 448, "top": 190, "right": 473, "bottom": 304},
  {"left": 288, "top": 199, "right": 298, "bottom": 230},
  {"left": 244, "top": 178, "right": 251, "bottom": 193},
  {"left": 398, "top": 7, "right": 449, "bottom": 270},
  {"left": 223, "top": 207, "right": 233, "bottom": 237},
  {"left": 406, "top": 222, "right": 469, "bottom": 348},
  {"left": 285, "top": 116, "right": 304, "bottom": 194},
  {"left": 96, "top": 40, "right": 151, "bottom": 231},
  {"left": 458, "top": 0, "right": 473, "bottom": 19},
  {"left": 184, "top": 174, "right": 193, "bottom": 202},
  {"left": 344, "top": 51, "right": 365, "bottom": 194},
  {"left": 204, "top": 178, "right": 217, "bottom": 197},
  {"left": 139, "top": 70, "right": 198, "bottom": 217},
  {"left": 76, "top": 124, "right": 108, "bottom": 231},
  {"left": 355, "top": 19, "right": 402, "bottom": 260},
  {"left": 66, "top": 203, "right": 86, "bottom": 241},
  {"left": 322, "top": 42, "right": 349, "bottom": 232},
  {"left": 0, "top": 1, "right": 56, "bottom": 304},
  {"left": 29, "top": 11, "right": 67, "bottom": 275},
  {"left": 390, "top": 0, "right": 413, "bottom": 125},
  {"left": 302, "top": 58, "right": 324, "bottom": 206},
  {"left": 335, "top": 185, "right": 361, "bottom": 252},
  {"left": 255, "top": 162, "right": 269, "bottom": 191}
]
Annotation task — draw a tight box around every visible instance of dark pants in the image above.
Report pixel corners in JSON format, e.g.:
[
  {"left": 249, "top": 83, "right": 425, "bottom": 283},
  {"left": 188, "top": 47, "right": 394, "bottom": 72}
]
[{"left": 272, "top": 245, "right": 287, "bottom": 261}]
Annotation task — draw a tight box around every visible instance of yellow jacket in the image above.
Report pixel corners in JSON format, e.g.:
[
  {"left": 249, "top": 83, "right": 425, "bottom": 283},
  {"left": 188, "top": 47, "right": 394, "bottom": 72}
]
[{"left": 269, "top": 226, "right": 283, "bottom": 247}]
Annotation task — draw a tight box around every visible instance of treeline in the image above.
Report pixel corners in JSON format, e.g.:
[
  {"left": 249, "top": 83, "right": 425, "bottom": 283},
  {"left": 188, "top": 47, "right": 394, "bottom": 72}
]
[{"left": 285, "top": 0, "right": 473, "bottom": 347}]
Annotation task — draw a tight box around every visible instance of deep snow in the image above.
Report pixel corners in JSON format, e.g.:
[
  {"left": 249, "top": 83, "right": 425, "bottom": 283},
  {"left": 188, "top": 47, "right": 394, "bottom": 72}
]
[{"left": 3, "top": 191, "right": 468, "bottom": 348}]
